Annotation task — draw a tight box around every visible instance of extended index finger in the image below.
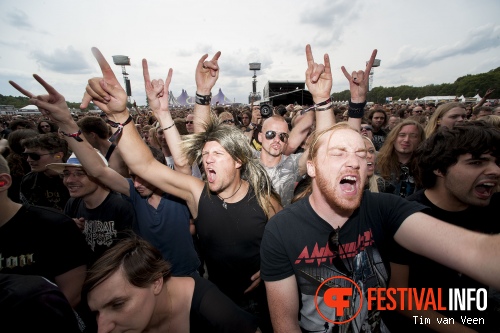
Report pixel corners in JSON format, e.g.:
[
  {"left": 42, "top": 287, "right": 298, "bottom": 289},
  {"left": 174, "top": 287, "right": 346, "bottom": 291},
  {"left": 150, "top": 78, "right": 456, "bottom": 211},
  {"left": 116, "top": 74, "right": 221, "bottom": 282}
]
[
  {"left": 91, "top": 47, "right": 119, "bottom": 83},
  {"left": 305, "top": 44, "right": 314, "bottom": 67},
  {"left": 142, "top": 59, "right": 151, "bottom": 86},
  {"left": 211, "top": 51, "right": 221, "bottom": 62},
  {"left": 365, "top": 49, "right": 378, "bottom": 76}
]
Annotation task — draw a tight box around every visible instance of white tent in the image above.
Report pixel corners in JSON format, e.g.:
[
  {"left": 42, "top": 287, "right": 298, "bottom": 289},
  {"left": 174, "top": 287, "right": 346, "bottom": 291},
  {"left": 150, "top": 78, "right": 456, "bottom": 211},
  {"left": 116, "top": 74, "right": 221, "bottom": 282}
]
[{"left": 17, "top": 105, "right": 40, "bottom": 114}]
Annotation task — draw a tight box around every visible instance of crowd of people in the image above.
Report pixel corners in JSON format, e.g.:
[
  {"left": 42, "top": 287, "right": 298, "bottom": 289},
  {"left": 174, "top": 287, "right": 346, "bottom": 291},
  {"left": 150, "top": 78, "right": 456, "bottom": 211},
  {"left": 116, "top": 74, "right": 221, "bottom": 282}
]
[{"left": 0, "top": 44, "right": 499, "bottom": 333}]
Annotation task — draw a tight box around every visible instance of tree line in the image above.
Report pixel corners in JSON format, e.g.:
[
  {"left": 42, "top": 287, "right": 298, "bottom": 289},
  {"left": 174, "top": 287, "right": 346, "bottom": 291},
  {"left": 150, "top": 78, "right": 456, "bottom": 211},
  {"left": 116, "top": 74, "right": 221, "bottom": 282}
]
[{"left": 331, "top": 67, "right": 500, "bottom": 104}]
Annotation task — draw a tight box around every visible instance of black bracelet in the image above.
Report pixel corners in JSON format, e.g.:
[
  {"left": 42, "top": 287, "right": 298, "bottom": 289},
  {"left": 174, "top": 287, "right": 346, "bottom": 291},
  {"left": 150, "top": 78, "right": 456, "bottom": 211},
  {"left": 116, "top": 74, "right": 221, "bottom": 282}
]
[
  {"left": 61, "top": 129, "right": 83, "bottom": 142},
  {"left": 195, "top": 92, "right": 212, "bottom": 105},
  {"left": 163, "top": 123, "right": 175, "bottom": 131},
  {"left": 106, "top": 115, "right": 133, "bottom": 143},
  {"left": 348, "top": 100, "right": 367, "bottom": 118}
]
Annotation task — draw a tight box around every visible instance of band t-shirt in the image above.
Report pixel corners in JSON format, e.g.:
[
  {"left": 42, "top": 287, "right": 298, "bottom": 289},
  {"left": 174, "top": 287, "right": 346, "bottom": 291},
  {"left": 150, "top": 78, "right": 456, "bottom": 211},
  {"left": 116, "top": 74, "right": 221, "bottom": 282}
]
[{"left": 261, "top": 192, "right": 426, "bottom": 333}]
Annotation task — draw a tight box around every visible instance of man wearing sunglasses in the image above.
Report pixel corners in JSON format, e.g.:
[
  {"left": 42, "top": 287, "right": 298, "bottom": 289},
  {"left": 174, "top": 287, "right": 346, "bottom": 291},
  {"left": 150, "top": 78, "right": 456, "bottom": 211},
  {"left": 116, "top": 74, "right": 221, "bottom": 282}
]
[{"left": 19, "top": 133, "right": 71, "bottom": 211}]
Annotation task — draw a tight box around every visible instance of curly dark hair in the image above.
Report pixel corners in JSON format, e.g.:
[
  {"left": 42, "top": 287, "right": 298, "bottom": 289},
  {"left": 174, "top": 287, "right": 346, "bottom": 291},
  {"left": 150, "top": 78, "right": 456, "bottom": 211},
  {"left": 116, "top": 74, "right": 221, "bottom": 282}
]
[{"left": 414, "top": 122, "right": 500, "bottom": 188}]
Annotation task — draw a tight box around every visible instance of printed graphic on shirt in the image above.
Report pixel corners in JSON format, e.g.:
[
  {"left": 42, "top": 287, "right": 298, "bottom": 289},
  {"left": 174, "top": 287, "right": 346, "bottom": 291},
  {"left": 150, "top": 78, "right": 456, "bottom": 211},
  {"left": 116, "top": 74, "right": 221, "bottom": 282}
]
[{"left": 295, "top": 229, "right": 390, "bottom": 333}]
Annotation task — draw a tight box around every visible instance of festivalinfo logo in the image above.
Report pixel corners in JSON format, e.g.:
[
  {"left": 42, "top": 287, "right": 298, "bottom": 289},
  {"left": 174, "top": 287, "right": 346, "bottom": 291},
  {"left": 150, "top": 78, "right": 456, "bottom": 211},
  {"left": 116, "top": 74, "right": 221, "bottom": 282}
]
[{"left": 315, "top": 277, "right": 488, "bottom": 326}]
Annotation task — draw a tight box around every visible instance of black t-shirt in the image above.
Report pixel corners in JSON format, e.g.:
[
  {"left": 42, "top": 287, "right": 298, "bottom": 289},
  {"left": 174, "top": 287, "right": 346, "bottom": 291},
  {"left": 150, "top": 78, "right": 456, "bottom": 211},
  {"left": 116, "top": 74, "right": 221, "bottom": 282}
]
[
  {"left": 372, "top": 128, "right": 387, "bottom": 151},
  {"left": 0, "top": 274, "right": 81, "bottom": 333},
  {"left": 65, "top": 191, "right": 137, "bottom": 266},
  {"left": 261, "top": 191, "right": 426, "bottom": 333},
  {"left": 190, "top": 274, "right": 259, "bottom": 333},
  {"left": 385, "top": 190, "right": 500, "bottom": 332},
  {"left": 0, "top": 204, "right": 89, "bottom": 281},
  {"left": 20, "top": 171, "right": 70, "bottom": 211}
]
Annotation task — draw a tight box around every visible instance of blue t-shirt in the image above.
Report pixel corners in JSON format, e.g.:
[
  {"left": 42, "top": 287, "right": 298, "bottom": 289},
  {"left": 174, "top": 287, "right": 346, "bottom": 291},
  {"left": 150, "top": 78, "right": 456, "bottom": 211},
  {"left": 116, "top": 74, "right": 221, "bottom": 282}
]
[{"left": 126, "top": 179, "right": 200, "bottom": 276}]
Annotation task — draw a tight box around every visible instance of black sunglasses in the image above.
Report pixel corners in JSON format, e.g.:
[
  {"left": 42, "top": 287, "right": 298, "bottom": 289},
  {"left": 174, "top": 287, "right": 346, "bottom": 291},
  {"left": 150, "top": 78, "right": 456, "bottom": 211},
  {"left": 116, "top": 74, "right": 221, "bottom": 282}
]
[
  {"left": 361, "top": 126, "right": 373, "bottom": 132},
  {"left": 222, "top": 119, "right": 235, "bottom": 124},
  {"left": 264, "top": 130, "right": 289, "bottom": 143},
  {"left": 328, "top": 228, "right": 352, "bottom": 275},
  {"left": 185, "top": 121, "right": 194, "bottom": 124},
  {"left": 22, "top": 152, "right": 53, "bottom": 161}
]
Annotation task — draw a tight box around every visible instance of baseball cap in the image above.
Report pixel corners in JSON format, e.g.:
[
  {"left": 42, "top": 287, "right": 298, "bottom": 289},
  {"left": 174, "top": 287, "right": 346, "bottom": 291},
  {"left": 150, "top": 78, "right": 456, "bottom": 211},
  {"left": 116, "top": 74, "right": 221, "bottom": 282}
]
[{"left": 46, "top": 150, "right": 108, "bottom": 174}]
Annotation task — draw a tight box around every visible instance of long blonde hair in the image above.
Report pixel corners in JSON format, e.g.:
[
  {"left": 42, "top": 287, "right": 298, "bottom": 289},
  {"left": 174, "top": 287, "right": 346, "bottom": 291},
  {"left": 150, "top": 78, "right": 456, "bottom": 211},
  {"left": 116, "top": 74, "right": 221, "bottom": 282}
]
[
  {"left": 181, "top": 114, "right": 281, "bottom": 218},
  {"left": 424, "top": 102, "right": 465, "bottom": 138},
  {"left": 362, "top": 136, "right": 381, "bottom": 193}
]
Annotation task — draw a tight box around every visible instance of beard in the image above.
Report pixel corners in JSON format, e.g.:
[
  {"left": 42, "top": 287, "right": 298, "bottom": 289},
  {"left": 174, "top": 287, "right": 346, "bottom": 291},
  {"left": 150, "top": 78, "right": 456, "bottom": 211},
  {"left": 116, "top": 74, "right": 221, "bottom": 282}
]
[{"left": 315, "top": 168, "right": 363, "bottom": 214}]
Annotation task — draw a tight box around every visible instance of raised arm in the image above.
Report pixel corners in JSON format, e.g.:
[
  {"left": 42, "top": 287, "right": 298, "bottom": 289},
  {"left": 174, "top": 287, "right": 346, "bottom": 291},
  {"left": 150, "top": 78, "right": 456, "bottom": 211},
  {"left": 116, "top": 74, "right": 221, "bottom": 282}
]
[
  {"left": 9, "top": 75, "right": 130, "bottom": 196},
  {"left": 193, "top": 51, "right": 221, "bottom": 133},
  {"left": 474, "top": 88, "right": 494, "bottom": 109},
  {"left": 80, "top": 47, "right": 204, "bottom": 216},
  {"left": 142, "top": 59, "right": 190, "bottom": 175},
  {"left": 304, "top": 44, "right": 335, "bottom": 133},
  {"left": 395, "top": 212, "right": 500, "bottom": 289},
  {"left": 341, "top": 49, "right": 377, "bottom": 131}
]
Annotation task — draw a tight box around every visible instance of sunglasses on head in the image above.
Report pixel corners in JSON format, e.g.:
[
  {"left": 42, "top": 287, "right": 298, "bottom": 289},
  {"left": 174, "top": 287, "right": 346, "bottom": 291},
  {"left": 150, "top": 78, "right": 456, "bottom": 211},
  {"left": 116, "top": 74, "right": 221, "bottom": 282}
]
[
  {"left": 264, "top": 130, "right": 289, "bottom": 143},
  {"left": 185, "top": 121, "right": 194, "bottom": 124},
  {"left": 222, "top": 119, "right": 235, "bottom": 124},
  {"left": 328, "top": 228, "right": 352, "bottom": 275},
  {"left": 22, "top": 152, "right": 53, "bottom": 161}
]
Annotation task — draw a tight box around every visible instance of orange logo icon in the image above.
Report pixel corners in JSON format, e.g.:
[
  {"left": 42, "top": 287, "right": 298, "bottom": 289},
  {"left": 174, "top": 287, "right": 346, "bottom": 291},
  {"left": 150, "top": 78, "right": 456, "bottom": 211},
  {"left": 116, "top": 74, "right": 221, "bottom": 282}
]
[{"left": 315, "top": 276, "right": 363, "bottom": 325}]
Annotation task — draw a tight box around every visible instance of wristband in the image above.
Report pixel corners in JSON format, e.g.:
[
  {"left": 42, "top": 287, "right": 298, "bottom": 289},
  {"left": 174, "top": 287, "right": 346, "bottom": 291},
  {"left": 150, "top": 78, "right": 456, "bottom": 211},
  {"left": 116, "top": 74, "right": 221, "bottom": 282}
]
[
  {"left": 163, "top": 123, "right": 175, "bottom": 131},
  {"left": 106, "top": 115, "right": 133, "bottom": 143},
  {"left": 301, "top": 98, "right": 332, "bottom": 115},
  {"left": 315, "top": 103, "right": 333, "bottom": 112},
  {"left": 61, "top": 129, "right": 83, "bottom": 142},
  {"left": 195, "top": 92, "right": 212, "bottom": 105},
  {"left": 348, "top": 100, "right": 367, "bottom": 118}
]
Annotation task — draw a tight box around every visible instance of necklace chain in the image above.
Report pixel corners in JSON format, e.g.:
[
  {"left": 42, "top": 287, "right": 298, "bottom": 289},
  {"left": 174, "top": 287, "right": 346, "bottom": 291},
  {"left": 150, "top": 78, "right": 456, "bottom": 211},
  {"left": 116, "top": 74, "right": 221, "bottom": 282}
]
[{"left": 217, "top": 180, "right": 242, "bottom": 209}]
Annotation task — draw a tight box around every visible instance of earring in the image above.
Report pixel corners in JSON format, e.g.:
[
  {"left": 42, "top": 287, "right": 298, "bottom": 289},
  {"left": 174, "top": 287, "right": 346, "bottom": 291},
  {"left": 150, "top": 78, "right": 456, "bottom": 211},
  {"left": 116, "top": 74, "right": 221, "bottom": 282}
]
[{"left": 0, "top": 181, "right": 6, "bottom": 187}]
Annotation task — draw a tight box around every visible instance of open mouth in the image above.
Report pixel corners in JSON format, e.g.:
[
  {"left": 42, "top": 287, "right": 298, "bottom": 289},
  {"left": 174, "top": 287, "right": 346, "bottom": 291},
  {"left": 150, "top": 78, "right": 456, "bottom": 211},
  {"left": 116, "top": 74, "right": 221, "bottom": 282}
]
[
  {"left": 207, "top": 168, "right": 216, "bottom": 183},
  {"left": 340, "top": 176, "right": 357, "bottom": 194},
  {"left": 474, "top": 182, "right": 497, "bottom": 199}
]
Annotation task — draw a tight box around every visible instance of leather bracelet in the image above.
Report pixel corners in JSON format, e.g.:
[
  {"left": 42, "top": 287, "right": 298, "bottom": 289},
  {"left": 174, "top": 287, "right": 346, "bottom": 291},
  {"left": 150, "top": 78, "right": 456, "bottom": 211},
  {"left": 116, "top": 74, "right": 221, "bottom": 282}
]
[
  {"left": 348, "top": 100, "right": 367, "bottom": 119},
  {"left": 163, "top": 123, "right": 175, "bottom": 131},
  {"left": 300, "top": 98, "right": 332, "bottom": 115},
  {"left": 61, "top": 129, "right": 83, "bottom": 142},
  {"left": 106, "top": 115, "right": 133, "bottom": 143},
  {"left": 195, "top": 92, "right": 212, "bottom": 105}
]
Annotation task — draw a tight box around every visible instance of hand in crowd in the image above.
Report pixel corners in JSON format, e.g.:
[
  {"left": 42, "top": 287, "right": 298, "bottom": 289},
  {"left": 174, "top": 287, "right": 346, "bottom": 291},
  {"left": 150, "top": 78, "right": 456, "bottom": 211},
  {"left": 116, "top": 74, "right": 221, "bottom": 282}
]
[
  {"left": 341, "top": 49, "right": 377, "bottom": 103},
  {"left": 81, "top": 47, "right": 128, "bottom": 120},
  {"left": 143, "top": 58, "right": 173, "bottom": 120},
  {"left": 484, "top": 88, "right": 495, "bottom": 98},
  {"left": 9, "top": 75, "right": 73, "bottom": 127},
  {"left": 304, "top": 44, "right": 332, "bottom": 103},
  {"left": 244, "top": 270, "right": 261, "bottom": 294},
  {"left": 195, "top": 51, "right": 221, "bottom": 95}
]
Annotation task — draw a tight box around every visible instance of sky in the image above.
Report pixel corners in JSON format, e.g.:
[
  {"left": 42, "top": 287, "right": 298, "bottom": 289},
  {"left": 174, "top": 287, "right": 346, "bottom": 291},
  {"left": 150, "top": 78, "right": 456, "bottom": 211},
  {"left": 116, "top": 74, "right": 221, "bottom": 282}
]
[{"left": 1, "top": 0, "right": 499, "bottom": 107}]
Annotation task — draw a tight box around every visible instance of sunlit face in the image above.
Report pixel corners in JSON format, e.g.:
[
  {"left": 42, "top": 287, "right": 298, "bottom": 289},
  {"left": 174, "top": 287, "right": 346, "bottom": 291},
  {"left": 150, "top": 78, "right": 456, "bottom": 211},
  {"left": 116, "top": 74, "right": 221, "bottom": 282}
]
[
  {"left": 202, "top": 141, "right": 241, "bottom": 194},
  {"left": 131, "top": 173, "right": 155, "bottom": 197},
  {"left": 259, "top": 118, "right": 289, "bottom": 158},
  {"left": 185, "top": 114, "right": 195, "bottom": 134},
  {"left": 23, "top": 148, "right": 59, "bottom": 173},
  {"left": 394, "top": 125, "right": 420, "bottom": 155},
  {"left": 156, "top": 128, "right": 167, "bottom": 147},
  {"left": 62, "top": 166, "right": 99, "bottom": 198},
  {"left": 39, "top": 122, "right": 51, "bottom": 133},
  {"left": 439, "top": 107, "right": 466, "bottom": 129},
  {"left": 441, "top": 153, "right": 500, "bottom": 207},
  {"left": 87, "top": 268, "right": 161, "bottom": 333},
  {"left": 308, "top": 129, "right": 367, "bottom": 212},
  {"left": 371, "top": 112, "right": 385, "bottom": 130},
  {"left": 364, "top": 140, "right": 376, "bottom": 177}
]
